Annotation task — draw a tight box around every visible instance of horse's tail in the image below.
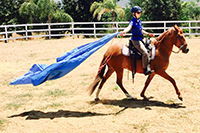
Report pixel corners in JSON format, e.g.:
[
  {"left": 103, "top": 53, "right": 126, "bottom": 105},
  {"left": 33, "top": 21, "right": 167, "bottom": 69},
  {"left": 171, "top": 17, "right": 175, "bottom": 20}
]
[{"left": 88, "top": 56, "right": 107, "bottom": 96}]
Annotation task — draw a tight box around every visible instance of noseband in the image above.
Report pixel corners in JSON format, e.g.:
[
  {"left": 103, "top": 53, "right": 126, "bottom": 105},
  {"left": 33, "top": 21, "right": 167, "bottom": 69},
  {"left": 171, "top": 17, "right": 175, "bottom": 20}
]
[{"left": 172, "top": 32, "right": 187, "bottom": 54}]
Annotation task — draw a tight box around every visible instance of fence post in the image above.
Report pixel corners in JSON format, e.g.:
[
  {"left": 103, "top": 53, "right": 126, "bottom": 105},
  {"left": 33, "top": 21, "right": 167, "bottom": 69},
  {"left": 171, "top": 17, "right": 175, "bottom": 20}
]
[
  {"left": 4, "top": 26, "right": 8, "bottom": 43},
  {"left": 94, "top": 23, "right": 96, "bottom": 38},
  {"left": 164, "top": 22, "right": 166, "bottom": 32},
  {"left": 48, "top": 23, "right": 51, "bottom": 39},
  {"left": 116, "top": 22, "right": 119, "bottom": 38},
  {"left": 189, "top": 21, "right": 191, "bottom": 38},
  {"left": 72, "top": 23, "right": 74, "bottom": 39},
  {"left": 25, "top": 25, "right": 28, "bottom": 40}
]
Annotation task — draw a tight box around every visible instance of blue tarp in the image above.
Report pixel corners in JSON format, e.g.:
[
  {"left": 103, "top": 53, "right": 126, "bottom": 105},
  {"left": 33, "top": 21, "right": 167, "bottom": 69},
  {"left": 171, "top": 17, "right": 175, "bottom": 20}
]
[{"left": 10, "top": 32, "right": 119, "bottom": 86}]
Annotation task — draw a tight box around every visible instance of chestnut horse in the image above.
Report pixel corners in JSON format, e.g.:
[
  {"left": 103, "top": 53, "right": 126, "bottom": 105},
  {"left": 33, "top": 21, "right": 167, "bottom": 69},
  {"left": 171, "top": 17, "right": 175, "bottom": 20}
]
[{"left": 88, "top": 25, "right": 189, "bottom": 101}]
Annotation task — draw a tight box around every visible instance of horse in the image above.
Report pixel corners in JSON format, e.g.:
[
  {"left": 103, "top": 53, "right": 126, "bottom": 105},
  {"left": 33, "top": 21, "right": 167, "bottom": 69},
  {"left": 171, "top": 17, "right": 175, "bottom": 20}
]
[{"left": 88, "top": 25, "right": 189, "bottom": 101}]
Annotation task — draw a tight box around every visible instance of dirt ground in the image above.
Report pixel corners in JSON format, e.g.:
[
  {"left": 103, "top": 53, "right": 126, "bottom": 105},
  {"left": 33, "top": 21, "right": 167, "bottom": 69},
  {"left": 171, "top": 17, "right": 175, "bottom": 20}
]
[{"left": 0, "top": 36, "right": 200, "bottom": 133}]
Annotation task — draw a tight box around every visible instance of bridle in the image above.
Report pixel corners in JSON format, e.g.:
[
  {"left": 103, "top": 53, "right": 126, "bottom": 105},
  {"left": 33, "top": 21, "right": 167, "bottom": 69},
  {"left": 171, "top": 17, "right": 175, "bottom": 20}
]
[
  {"left": 172, "top": 31, "right": 187, "bottom": 54},
  {"left": 156, "top": 29, "right": 187, "bottom": 54}
]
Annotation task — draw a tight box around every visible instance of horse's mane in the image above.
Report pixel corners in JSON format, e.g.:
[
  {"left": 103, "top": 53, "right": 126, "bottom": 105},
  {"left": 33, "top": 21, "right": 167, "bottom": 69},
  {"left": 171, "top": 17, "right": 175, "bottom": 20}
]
[{"left": 153, "top": 27, "right": 174, "bottom": 47}]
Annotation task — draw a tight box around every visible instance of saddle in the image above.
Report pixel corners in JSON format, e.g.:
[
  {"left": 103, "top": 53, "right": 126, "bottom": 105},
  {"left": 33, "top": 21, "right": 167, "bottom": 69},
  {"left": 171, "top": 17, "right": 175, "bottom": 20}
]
[
  {"left": 122, "top": 38, "right": 156, "bottom": 60},
  {"left": 122, "top": 38, "right": 156, "bottom": 81}
]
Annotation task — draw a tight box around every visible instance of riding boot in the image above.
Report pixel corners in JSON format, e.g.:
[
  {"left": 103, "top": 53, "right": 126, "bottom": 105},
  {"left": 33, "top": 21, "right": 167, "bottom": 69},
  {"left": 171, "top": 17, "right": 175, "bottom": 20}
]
[{"left": 143, "top": 64, "right": 154, "bottom": 75}]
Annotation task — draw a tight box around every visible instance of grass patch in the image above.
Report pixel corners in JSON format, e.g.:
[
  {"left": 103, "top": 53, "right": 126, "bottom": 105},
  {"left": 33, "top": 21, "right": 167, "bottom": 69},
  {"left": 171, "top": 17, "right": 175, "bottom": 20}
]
[
  {"left": 15, "top": 93, "right": 33, "bottom": 98},
  {"left": 2, "top": 80, "right": 10, "bottom": 86},
  {"left": 127, "top": 123, "right": 149, "bottom": 132},
  {"left": 109, "top": 85, "right": 119, "bottom": 91},
  {"left": 41, "top": 102, "right": 63, "bottom": 110},
  {"left": 46, "top": 89, "right": 67, "bottom": 97},
  {"left": 80, "top": 73, "right": 89, "bottom": 76},
  {"left": 29, "top": 53, "right": 36, "bottom": 57},
  {"left": 0, "top": 119, "right": 8, "bottom": 129},
  {"left": 141, "top": 123, "right": 149, "bottom": 133},
  {"left": 6, "top": 102, "right": 23, "bottom": 110},
  {"left": 80, "top": 82, "right": 89, "bottom": 85},
  {"left": 166, "top": 99, "right": 175, "bottom": 104},
  {"left": 40, "top": 58, "right": 50, "bottom": 61},
  {"left": 45, "top": 81, "right": 55, "bottom": 86}
]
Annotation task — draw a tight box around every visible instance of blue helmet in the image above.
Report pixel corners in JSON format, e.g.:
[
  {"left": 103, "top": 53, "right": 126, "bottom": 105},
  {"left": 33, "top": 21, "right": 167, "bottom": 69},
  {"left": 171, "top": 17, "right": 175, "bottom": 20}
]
[{"left": 131, "top": 6, "right": 142, "bottom": 13}]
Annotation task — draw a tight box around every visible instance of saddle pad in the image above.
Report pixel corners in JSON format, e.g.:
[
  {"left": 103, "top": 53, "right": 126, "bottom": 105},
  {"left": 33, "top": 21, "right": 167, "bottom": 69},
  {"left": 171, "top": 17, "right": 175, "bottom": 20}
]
[
  {"left": 122, "top": 44, "right": 130, "bottom": 56},
  {"left": 122, "top": 44, "right": 156, "bottom": 60}
]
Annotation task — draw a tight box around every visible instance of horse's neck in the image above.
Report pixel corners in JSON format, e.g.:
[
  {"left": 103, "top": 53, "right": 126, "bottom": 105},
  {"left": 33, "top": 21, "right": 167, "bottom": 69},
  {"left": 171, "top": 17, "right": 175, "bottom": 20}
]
[
  {"left": 160, "top": 39, "right": 173, "bottom": 55},
  {"left": 156, "top": 32, "right": 174, "bottom": 57}
]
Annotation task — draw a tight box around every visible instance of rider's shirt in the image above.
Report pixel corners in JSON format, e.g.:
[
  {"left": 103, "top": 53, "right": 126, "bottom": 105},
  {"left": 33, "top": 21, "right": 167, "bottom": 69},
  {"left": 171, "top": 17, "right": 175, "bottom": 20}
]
[{"left": 129, "top": 17, "right": 143, "bottom": 41}]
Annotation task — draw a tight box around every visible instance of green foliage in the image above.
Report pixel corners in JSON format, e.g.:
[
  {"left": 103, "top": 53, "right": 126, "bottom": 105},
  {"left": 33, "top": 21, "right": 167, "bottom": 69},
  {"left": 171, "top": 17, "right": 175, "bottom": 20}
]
[
  {"left": 181, "top": 1, "right": 200, "bottom": 20},
  {"left": 0, "top": 0, "right": 199, "bottom": 35},
  {"left": 142, "top": 0, "right": 182, "bottom": 21},
  {"left": 61, "top": 0, "right": 103, "bottom": 22},
  {"left": 0, "top": 0, "right": 26, "bottom": 25},
  {"left": 19, "top": 0, "right": 73, "bottom": 23},
  {"left": 126, "top": 0, "right": 199, "bottom": 22},
  {"left": 90, "top": 0, "right": 125, "bottom": 22}
]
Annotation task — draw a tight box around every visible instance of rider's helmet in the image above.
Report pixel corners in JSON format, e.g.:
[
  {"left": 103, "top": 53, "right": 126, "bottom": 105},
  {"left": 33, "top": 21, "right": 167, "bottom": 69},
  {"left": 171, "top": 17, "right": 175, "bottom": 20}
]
[{"left": 131, "top": 6, "right": 142, "bottom": 13}]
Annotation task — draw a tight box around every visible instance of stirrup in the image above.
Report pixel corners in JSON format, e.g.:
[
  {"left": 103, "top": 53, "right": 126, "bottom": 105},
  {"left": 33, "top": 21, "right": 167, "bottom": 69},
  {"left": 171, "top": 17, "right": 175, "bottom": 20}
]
[
  {"left": 143, "top": 65, "right": 154, "bottom": 75},
  {"left": 143, "top": 69, "right": 154, "bottom": 75}
]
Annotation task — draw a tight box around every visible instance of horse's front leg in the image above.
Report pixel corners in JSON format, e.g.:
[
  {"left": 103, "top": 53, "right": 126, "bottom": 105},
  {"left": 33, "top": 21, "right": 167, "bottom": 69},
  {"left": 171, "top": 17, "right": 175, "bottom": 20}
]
[
  {"left": 140, "top": 73, "right": 155, "bottom": 100},
  {"left": 157, "top": 71, "right": 183, "bottom": 101}
]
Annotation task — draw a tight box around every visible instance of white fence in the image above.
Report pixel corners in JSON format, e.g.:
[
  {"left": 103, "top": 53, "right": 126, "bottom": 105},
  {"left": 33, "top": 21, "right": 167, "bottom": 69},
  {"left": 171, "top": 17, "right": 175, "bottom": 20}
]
[{"left": 0, "top": 20, "right": 199, "bottom": 42}]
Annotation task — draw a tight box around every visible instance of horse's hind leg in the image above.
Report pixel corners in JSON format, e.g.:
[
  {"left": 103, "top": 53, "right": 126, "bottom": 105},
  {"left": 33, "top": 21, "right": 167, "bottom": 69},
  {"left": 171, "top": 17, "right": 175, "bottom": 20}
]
[
  {"left": 157, "top": 71, "right": 183, "bottom": 101},
  {"left": 140, "top": 73, "right": 155, "bottom": 100},
  {"left": 116, "top": 69, "right": 134, "bottom": 99},
  {"left": 95, "top": 66, "right": 114, "bottom": 101}
]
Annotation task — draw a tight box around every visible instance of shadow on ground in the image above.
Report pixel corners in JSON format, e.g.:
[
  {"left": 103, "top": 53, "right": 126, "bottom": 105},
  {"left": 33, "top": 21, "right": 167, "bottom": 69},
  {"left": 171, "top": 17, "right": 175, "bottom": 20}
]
[
  {"left": 8, "top": 98, "right": 186, "bottom": 120},
  {"left": 90, "top": 98, "right": 186, "bottom": 110},
  {"left": 8, "top": 110, "right": 109, "bottom": 120}
]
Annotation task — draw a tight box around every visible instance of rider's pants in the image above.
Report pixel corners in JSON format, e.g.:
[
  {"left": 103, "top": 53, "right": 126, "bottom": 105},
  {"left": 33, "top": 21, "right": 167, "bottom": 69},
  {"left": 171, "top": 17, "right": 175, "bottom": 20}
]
[{"left": 131, "top": 40, "right": 150, "bottom": 69}]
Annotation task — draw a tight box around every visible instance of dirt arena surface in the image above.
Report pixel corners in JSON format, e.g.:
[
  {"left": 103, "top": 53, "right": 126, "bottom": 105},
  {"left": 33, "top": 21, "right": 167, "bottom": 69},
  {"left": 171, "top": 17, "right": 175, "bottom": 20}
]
[{"left": 0, "top": 36, "right": 200, "bottom": 133}]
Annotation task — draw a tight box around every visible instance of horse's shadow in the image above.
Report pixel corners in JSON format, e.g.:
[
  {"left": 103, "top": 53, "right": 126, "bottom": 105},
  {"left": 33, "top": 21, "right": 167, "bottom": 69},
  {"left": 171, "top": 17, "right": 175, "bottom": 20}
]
[
  {"left": 8, "top": 98, "right": 185, "bottom": 120},
  {"left": 8, "top": 109, "right": 109, "bottom": 120},
  {"left": 90, "top": 98, "right": 186, "bottom": 110}
]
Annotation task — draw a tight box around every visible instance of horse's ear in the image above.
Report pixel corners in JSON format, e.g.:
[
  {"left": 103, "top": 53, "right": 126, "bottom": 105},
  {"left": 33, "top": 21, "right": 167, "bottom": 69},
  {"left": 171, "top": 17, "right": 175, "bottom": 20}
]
[{"left": 173, "top": 25, "right": 179, "bottom": 32}]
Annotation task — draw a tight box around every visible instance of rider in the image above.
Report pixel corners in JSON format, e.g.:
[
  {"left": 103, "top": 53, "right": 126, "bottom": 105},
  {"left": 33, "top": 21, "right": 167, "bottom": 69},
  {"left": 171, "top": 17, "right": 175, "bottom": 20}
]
[{"left": 120, "top": 6, "right": 154, "bottom": 75}]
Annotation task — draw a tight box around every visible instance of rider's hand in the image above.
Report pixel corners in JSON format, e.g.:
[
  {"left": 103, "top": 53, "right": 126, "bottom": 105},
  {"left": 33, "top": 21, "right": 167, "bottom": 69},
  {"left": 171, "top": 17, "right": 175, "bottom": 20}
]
[
  {"left": 120, "top": 31, "right": 126, "bottom": 36},
  {"left": 148, "top": 33, "right": 154, "bottom": 37}
]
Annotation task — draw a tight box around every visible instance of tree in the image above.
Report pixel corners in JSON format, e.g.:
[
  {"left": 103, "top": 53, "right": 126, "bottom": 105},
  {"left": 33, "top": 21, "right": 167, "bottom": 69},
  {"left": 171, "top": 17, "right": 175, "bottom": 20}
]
[
  {"left": 61, "top": 0, "right": 103, "bottom": 22},
  {"left": 181, "top": 0, "right": 200, "bottom": 35},
  {"left": 0, "top": 0, "right": 26, "bottom": 25},
  {"left": 90, "top": 0, "right": 125, "bottom": 23},
  {"left": 19, "top": 0, "right": 39, "bottom": 23},
  {"left": 142, "top": 0, "right": 182, "bottom": 21},
  {"left": 19, "top": 0, "right": 73, "bottom": 23}
]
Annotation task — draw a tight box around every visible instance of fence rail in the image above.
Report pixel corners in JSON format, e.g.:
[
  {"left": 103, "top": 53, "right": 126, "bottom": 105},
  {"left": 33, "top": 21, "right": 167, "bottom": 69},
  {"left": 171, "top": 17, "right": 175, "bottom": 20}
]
[{"left": 0, "top": 20, "right": 199, "bottom": 42}]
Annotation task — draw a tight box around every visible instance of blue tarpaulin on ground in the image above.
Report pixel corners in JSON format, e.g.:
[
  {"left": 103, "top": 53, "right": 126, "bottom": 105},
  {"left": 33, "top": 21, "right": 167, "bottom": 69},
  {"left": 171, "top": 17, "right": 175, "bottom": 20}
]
[{"left": 10, "top": 32, "right": 119, "bottom": 86}]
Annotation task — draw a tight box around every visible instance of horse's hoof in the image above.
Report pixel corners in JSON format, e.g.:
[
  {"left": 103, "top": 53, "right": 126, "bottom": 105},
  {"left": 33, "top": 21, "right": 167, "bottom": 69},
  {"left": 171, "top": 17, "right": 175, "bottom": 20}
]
[
  {"left": 128, "top": 97, "right": 136, "bottom": 100},
  {"left": 178, "top": 96, "right": 183, "bottom": 101},
  {"left": 95, "top": 98, "right": 100, "bottom": 101},
  {"left": 143, "top": 97, "right": 149, "bottom": 101}
]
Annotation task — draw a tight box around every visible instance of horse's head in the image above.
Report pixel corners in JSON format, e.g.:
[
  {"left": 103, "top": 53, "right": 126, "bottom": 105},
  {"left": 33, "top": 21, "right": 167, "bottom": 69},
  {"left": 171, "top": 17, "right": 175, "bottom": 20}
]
[{"left": 173, "top": 25, "right": 189, "bottom": 53}]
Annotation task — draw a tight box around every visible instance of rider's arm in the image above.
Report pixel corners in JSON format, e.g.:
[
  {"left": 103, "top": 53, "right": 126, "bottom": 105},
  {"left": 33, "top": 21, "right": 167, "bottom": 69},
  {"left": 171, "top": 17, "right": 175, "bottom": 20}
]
[
  {"left": 142, "top": 29, "right": 154, "bottom": 37},
  {"left": 120, "top": 25, "right": 132, "bottom": 36}
]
